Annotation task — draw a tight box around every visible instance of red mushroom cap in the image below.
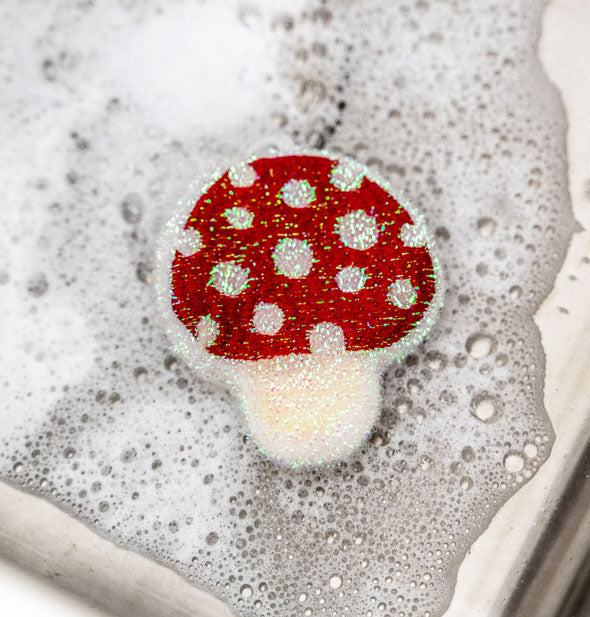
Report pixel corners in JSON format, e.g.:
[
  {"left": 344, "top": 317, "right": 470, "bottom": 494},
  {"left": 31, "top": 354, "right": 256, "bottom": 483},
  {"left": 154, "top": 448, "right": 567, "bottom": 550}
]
[{"left": 170, "top": 154, "right": 437, "bottom": 361}]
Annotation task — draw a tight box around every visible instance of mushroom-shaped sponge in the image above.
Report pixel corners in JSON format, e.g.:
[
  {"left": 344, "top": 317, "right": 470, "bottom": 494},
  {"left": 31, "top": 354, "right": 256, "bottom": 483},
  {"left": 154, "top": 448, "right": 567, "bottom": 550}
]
[{"left": 157, "top": 152, "right": 442, "bottom": 466}]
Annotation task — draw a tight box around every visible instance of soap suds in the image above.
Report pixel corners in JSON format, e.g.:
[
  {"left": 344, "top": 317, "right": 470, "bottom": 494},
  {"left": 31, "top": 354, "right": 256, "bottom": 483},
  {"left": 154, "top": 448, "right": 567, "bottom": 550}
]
[{"left": 0, "top": 1, "right": 574, "bottom": 616}]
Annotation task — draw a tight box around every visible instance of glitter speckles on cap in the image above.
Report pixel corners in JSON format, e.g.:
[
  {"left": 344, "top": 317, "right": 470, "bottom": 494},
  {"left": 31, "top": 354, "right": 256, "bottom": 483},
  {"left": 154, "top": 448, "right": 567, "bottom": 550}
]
[{"left": 169, "top": 154, "right": 440, "bottom": 362}]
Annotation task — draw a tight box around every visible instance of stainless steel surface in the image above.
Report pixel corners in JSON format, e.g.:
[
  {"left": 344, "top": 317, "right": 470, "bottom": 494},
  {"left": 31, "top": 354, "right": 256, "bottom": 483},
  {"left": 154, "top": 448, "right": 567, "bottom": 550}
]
[{"left": 502, "top": 434, "right": 590, "bottom": 617}]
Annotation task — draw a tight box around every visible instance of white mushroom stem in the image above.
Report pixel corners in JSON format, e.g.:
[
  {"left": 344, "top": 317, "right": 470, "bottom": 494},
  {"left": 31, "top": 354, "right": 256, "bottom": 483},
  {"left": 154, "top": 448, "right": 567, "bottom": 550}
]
[{"left": 234, "top": 352, "right": 381, "bottom": 466}]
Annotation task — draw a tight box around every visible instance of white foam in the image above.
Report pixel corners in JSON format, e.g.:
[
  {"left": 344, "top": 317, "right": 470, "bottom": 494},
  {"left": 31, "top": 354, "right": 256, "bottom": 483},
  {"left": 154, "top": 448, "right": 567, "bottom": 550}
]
[{"left": 0, "top": 1, "right": 574, "bottom": 616}]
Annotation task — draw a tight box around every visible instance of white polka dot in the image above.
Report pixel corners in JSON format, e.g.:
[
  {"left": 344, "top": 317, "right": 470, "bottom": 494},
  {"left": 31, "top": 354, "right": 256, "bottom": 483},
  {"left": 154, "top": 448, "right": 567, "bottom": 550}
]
[
  {"left": 336, "top": 266, "right": 367, "bottom": 293},
  {"left": 400, "top": 222, "right": 427, "bottom": 247},
  {"left": 224, "top": 206, "right": 254, "bottom": 229},
  {"left": 228, "top": 163, "right": 257, "bottom": 187},
  {"left": 252, "top": 302, "right": 284, "bottom": 335},
  {"left": 281, "top": 179, "right": 316, "bottom": 208},
  {"left": 272, "top": 238, "right": 314, "bottom": 279},
  {"left": 309, "top": 322, "right": 345, "bottom": 354},
  {"left": 330, "top": 159, "right": 365, "bottom": 191},
  {"left": 197, "top": 315, "right": 219, "bottom": 347},
  {"left": 209, "top": 262, "right": 250, "bottom": 296},
  {"left": 176, "top": 228, "right": 202, "bottom": 256},
  {"left": 388, "top": 278, "right": 417, "bottom": 309},
  {"left": 336, "top": 210, "right": 379, "bottom": 250}
]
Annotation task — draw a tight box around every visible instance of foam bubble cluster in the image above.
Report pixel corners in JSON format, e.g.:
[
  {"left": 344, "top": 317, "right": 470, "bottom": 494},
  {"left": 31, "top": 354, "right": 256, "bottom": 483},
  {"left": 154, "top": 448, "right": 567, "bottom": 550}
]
[{"left": 0, "top": 1, "right": 574, "bottom": 616}]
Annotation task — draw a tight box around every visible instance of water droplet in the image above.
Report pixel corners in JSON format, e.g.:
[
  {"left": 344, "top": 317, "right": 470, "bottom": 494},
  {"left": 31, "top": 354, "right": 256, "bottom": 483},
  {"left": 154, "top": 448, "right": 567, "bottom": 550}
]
[
  {"left": 133, "top": 366, "right": 147, "bottom": 381},
  {"left": 496, "top": 353, "right": 509, "bottom": 366},
  {"left": 240, "top": 584, "right": 253, "bottom": 598},
  {"left": 63, "top": 446, "right": 76, "bottom": 459},
  {"left": 460, "top": 476, "right": 474, "bottom": 490},
  {"left": 477, "top": 217, "right": 496, "bottom": 237},
  {"left": 461, "top": 446, "right": 475, "bottom": 463},
  {"left": 394, "top": 397, "right": 413, "bottom": 414},
  {"left": 424, "top": 350, "right": 447, "bottom": 370},
  {"left": 120, "top": 447, "right": 137, "bottom": 463},
  {"left": 206, "top": 531, "right": 219, "bottom": 546},
  {"left": 466, "top": 333, "right": 496, "bottom": 359},
  {"left": 329, "top": 574, "right": 343, "bottom": 589},
  {"left": 523, "top": 443, "right": 538, "bottom": 458},
  {"left": 470, "top": 393, "right": 501, "bottom": 423},
  {"left": 370, "top": 429, "right": 389, "bottom": 447},
  {"left": 504, "top": 451, "right": 525, "bottom": 473},
  {"left": 292, "top": 509, "right": 304, "bottom": 524},
  {"left": 450, "top": 461, "right": 463, "bottom": 475},
  {"left": 419, "top": 454, "right": 434, "bottom": 470}
]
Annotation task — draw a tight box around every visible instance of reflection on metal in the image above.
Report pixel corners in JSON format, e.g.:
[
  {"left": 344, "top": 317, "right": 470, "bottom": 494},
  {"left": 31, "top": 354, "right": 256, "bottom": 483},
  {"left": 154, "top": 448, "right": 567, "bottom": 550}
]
[{"left": 501, "top": 437, "right": 590, "bottom": 617}]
